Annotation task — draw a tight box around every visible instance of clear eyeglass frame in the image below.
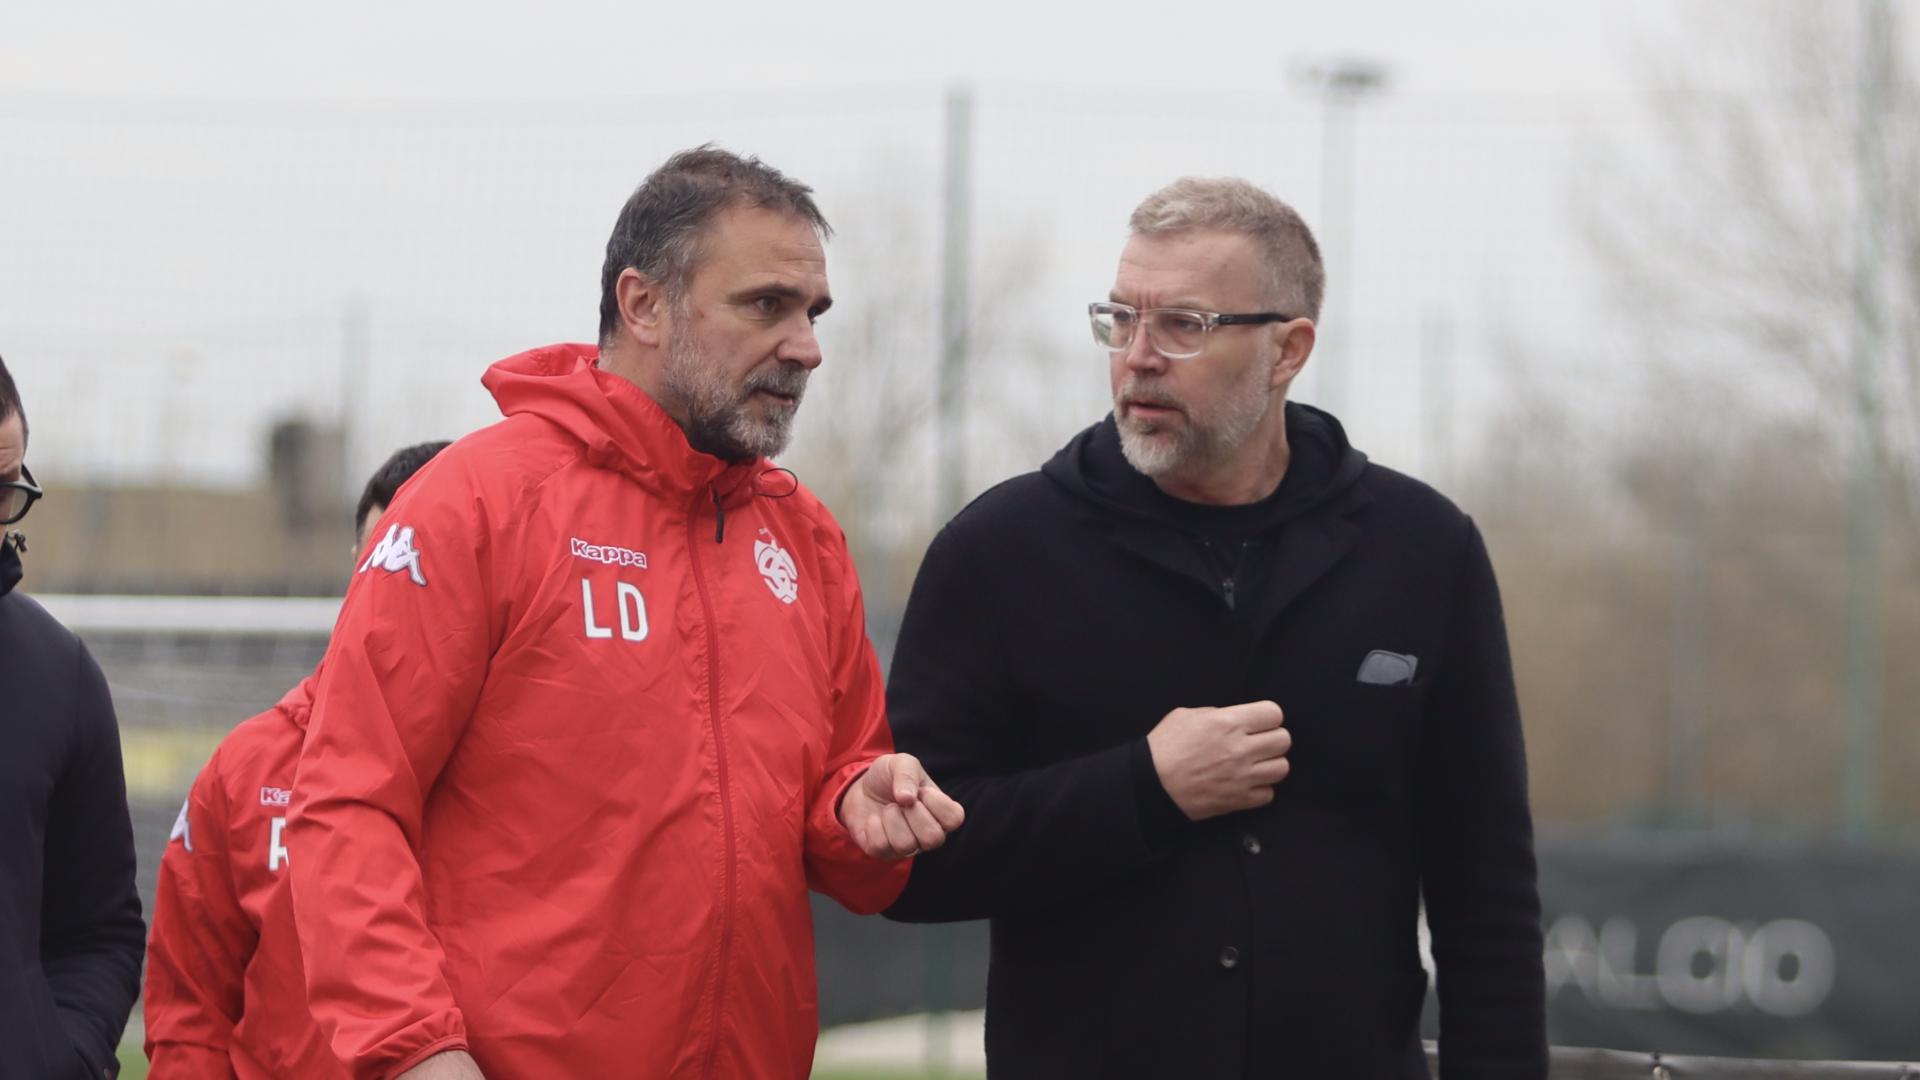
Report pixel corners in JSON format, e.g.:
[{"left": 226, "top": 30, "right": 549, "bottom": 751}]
[{"left": 1088, "top": 301, "right": 1296, "bottom": 361}]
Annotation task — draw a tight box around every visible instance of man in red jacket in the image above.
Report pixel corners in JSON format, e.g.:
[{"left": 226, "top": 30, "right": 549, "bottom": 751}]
[
  {"left": 287, "top": 147, "right": 965, "bottom": 1080},
  {"left": 144, "top": 440, "right": 451, "bottom": 1078}
]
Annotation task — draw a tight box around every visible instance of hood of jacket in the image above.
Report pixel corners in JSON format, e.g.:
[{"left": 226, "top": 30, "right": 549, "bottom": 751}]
[
  {"left": 0, "top": 535, "right": 20, "bottom": 597},
  {"left": 481, "top": 343, "right": 796, "bottom": 510},
  {"left": 1041, "top": 400, "right": 1369, "bottom": 533},
  {"left": 278, "top": 672, "right": 318, "bottom": 733}
]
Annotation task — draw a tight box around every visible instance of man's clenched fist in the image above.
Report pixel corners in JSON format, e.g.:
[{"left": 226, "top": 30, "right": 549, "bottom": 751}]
[
  {"left": 839, "top": 753, "right": 966, "bottom": 859},
  {"left": 1146, "top": 701, "right": 1291, "bottom": 821}
]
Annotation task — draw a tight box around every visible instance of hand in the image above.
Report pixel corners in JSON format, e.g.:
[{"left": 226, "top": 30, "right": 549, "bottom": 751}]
[
  {"left": 395, "top": 1050, "right": 485, "bottom": 1080},
  {"left": 839, "top": 753, "right": 966, "bottom": 859},
  {"left": 1146, "top": 701, "right": 1291, "bottom": 821}
]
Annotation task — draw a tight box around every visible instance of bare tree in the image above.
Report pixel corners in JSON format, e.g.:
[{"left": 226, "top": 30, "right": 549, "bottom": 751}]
[
  {"left": 1459, "top": 356, "right": 1920, "bottom": 829},
  {"left": 788, "top": 176, "right": 1057, "bottom": 619},
  {"left": 1579, "top": 0, "right": 1920, "bottom": 540}
]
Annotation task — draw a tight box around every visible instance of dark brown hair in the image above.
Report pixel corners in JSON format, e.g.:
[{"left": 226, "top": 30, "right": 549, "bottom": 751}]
[{"left": 597, "top": 145, "right": 830, "bottom": 345}]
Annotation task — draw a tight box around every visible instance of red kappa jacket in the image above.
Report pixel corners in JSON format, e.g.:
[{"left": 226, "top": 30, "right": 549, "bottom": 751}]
[
  {"left": 144, "top": 675, "right": 350, "bottom": 1079},
  {"left": 288, "top": 345, "right": 910, "bottom": 1079}
]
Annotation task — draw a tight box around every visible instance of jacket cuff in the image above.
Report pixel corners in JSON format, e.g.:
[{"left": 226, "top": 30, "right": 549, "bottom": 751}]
[
  {"left": 65, "top": 1038, "right": 108, "bottom": 1080},
  {"left": 143, "top": 1040, "right": 233, "bottom": 1080},
  {"left": 353, "top": 1011, "right": 468, "bottom": 1080},
  {"left": 379, "top": 1032, "right": 472, "bottom": 1080},
  {"left": 1129, "top": 736, "right": 1189, "bottom": 849},
  {"left": 806, "top": 761, "right": 912, "bottom": 914},
  {"left": 60, "top": 1012, "right": 116, "bottom": 1080}
]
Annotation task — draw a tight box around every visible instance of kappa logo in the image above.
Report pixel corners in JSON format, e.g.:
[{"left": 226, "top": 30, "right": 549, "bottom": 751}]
[
  {"left": 169, "top": 798, "right": 193, "bottom": 853},
  {"left": 259, "top": 786, "right": 293, "bottom": 807},
  {"left": 754, "top": 529, "right": 799, "bottom": 605},
  {"left": 359, "top": 523, "right": 427, "bottom": 586},
  {"left": 570, "top": 537, "right": 648, "bottom": 569}
]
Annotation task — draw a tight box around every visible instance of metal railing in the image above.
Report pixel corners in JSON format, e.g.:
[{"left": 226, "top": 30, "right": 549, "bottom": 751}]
[{"left": 1425, "top": 1045, "right": 1919, "bottom": 1078}]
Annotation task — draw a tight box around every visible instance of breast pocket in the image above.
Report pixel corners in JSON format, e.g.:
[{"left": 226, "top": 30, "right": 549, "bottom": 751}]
[{"left": 1289, "top": 681, "right": 1427, "bottom": 803}]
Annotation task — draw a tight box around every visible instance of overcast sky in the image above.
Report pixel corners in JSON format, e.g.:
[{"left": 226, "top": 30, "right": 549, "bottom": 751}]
[
  {"left": 4, "top": 2, "right": 1890, "bottom": 500},
  {"left": 4, "top": 1, "right": 1659, "bottom": 101}
]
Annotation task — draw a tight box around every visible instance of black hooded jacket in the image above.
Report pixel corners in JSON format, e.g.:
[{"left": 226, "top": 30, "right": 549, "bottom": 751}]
[
  {"left": 0, "top": 538, "right": 145, "bottom": 1079},
  {"left": 885, "top": 404, "right": 1546, "bottom": 1079}
]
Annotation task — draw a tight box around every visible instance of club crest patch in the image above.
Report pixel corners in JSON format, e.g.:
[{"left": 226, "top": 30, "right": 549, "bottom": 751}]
[{"left": 754, "top": 530, "right": 799, "bottom": 605}]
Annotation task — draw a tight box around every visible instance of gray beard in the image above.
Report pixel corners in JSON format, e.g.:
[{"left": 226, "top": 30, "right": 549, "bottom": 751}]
[
  {"left": 1115, "top": 415, "right": 1184, "bottom": 477},
  {"left": 660, "top": 325, "right": 808, "bottom": 463},
  {"left": 1115, "top": 364, "right": 1272, "bottom": 481}
]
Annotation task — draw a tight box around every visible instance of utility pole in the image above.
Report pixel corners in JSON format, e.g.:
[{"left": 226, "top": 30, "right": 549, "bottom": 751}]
[
  {"left": 926, "top": 84, "right": 975, "bottom": 1073},
  {"left": 1841, "top": 0, "right": 1889, "bottom": 837},
  {"left": 937, "top": 84, "right": 975, "bottom": 520},
  {"left": 340, "top": 295, "right": 371, "bottom": 508},
  {"left": 1420, "top": 311, "right": 1453, "bottom": 488},
  {"left": 1668, "top": 472, "right": 1708, "bottom": 826}
]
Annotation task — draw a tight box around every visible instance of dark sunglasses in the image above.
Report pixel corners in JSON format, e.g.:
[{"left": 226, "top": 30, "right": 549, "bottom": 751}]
[{"left": 2, "top": 463, "right": 42, "bottom": 526}]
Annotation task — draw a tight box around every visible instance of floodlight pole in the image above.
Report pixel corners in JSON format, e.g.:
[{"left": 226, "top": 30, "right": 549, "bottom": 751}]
[{"left": 1295, "top": 58, "right": 1388, "bottom": 422}]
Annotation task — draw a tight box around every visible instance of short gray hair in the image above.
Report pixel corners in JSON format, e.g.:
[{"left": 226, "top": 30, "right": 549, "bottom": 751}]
[
  {"left": 598, "top": 145, "right": 831, "bottom": 345},
  {"left": 1129, "top": 177, "right": 1324, "bottom": 321}
]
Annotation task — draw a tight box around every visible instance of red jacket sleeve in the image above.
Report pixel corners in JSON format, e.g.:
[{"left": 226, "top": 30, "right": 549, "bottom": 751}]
[
  {"left": 288, "top": 467, "right": 506, "bottom": 1079},
  {"left": 144, "top": 749, "right": 251, "bottom": 1079},
  {"left": 802, "top": 535, "right": 913, "bottom": 913}
]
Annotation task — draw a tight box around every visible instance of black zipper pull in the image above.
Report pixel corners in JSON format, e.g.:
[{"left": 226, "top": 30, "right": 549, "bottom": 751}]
[
  {"left": 1223, "top": 576, "right": 1237, "bottom": 610},
  {"left": 712, "top": 487, "right": 726, "bottom": 544}
]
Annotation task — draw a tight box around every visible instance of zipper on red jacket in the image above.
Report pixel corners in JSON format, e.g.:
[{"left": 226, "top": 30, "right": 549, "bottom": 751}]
[{"left": 689, "top": 492, "right": 737, "bottom": 1079}]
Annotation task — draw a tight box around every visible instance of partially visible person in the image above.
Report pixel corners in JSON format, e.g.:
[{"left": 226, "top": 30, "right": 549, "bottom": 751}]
[
  {"left": 144, "top": 441, "right": 451, "bottom": 1079},
  {"left": 0, "top": 354, "right": 146, "bottom": 1080}
]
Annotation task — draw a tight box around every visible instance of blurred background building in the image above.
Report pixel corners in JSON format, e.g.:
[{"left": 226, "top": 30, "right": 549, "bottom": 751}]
[{"left": 3, "top": 0, "right": 1917, "bottom": 1071}]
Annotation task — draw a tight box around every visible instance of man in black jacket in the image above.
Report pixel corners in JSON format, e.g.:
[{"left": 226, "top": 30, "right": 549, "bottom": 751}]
[
  {"left": 0, "top": 356, "right": 146, "bottom": 1079},
  {"left": 885, "top": 179, "right": 1546, "bottom": 1078}
]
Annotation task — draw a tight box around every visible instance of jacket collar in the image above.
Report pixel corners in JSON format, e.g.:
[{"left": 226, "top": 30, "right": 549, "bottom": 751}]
[
  {"left": 587, "top": 361, "right": 764, "bottom": 503},
  {"left": 484, "top": 344, "right": 776, "bottom": 509},
  {"left": 1041, "top": 405, "right": 1374, "bottom": 636}
]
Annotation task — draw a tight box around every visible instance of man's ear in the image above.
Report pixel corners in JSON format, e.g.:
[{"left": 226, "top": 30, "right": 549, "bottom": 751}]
[
  {"left": 1270, "top": 319, "right": 1316, "bottom": 390},
  {"left": 616, "top": 268, "right": 668, "bottom": 349}
]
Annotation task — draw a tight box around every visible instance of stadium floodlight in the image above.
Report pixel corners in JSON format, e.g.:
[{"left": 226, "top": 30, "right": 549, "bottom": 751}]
[{"left": 1291, "top": 56, "right": 1391, "bottom": 98}]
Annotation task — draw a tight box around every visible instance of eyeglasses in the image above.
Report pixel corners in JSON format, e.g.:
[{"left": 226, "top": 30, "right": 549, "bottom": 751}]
[
  {"left": 2, "top": 464, "right": 42, "bottom": 526},
  {"left": 1089, "top": 302, "right": 1295, "bottom": 361}
]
